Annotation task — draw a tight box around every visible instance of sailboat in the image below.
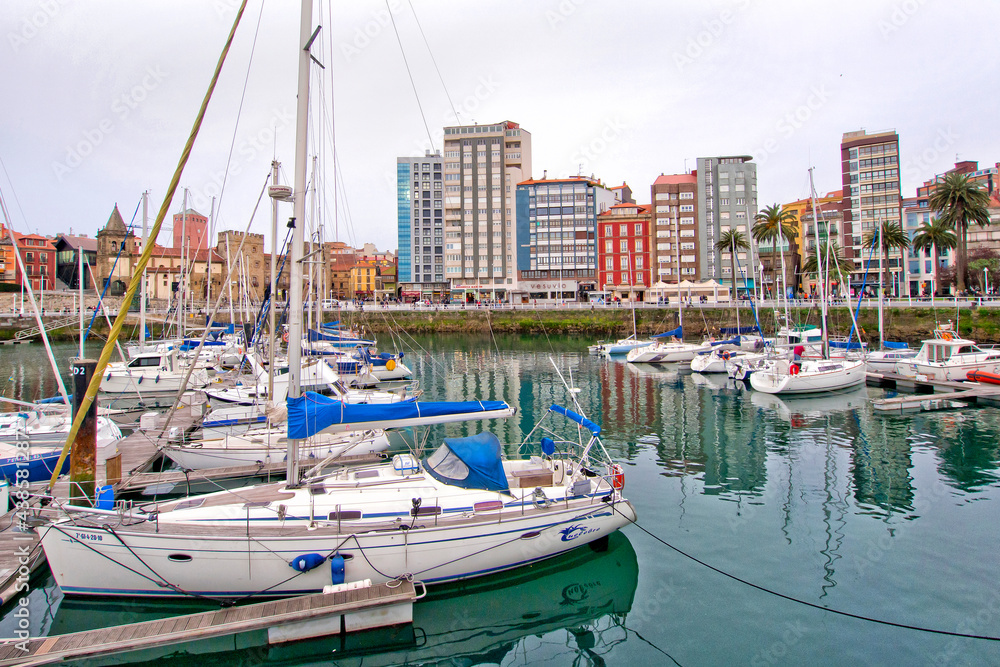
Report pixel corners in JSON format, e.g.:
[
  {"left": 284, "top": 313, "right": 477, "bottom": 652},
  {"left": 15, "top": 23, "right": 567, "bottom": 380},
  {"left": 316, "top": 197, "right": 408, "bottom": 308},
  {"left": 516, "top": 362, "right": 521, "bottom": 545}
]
[
  {"left": 38, "top": 1, "right": 634, "bottom": 599},
  {"left": 749, "top": 169, "right": 866, "bottom": 395}
]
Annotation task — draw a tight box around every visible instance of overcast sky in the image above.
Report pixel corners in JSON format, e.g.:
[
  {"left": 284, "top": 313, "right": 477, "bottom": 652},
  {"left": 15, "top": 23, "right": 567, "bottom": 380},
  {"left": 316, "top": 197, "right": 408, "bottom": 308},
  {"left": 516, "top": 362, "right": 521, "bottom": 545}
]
[{"left": 2, "top": 0, "right": 998, "bottom": 255}]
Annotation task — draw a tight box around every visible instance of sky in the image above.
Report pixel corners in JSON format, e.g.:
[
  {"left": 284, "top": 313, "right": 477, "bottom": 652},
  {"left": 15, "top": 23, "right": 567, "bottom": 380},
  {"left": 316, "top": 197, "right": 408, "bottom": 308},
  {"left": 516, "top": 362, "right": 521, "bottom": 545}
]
[{"left": 2, "top": 0, "right": 999, "bottom": 256}]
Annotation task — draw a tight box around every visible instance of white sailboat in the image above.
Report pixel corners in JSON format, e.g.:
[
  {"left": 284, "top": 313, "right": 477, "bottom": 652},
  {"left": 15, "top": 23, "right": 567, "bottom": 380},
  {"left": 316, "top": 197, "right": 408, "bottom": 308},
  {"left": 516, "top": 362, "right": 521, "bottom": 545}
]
[
  {"left": 749, "top": 169, "right": 866, "bottom": 395},
  {"left": 39, "top": 1, "right": 635, "bottom": 600}
]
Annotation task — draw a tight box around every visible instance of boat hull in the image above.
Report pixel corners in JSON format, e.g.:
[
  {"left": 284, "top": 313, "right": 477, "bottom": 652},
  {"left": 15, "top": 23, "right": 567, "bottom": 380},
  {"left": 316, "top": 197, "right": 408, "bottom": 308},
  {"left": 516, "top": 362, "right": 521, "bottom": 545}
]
[
  {"left": 750, "top": 359, "right": 866, "bottom": 395},
  {"left": 40, "top": 499, "right": 637, "bottom": 598},
  {"left": 162, "top": 431, "right": 390, "bottom": 470}
]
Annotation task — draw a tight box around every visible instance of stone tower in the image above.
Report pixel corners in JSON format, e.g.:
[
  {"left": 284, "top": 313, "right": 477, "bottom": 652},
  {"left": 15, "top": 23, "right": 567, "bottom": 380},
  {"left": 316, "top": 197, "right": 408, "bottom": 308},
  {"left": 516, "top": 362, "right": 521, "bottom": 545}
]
[{"left": 95, "top": 204, "right": 132, "bottom": 293}]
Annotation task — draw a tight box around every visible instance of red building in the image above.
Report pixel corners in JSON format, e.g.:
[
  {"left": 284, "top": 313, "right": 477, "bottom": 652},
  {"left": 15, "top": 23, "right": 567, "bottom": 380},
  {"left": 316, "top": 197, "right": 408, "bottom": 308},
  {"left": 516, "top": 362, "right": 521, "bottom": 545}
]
[
  {"left": 597, "top": 203, "right": 653, "bottom": 301},
  {"left": 172, "top": 208, "right": 209, "bottom": 255},
  {"left": 8, "top": 232, "right": 57, "bottom": 291}
]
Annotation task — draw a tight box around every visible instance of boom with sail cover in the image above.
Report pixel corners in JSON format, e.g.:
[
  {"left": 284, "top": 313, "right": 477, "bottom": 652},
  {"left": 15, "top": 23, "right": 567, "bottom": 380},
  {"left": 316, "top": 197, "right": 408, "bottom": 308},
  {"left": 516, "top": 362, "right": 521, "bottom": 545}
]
[{"left": 287, "top": 392, "right": 516, "bottom": 438}]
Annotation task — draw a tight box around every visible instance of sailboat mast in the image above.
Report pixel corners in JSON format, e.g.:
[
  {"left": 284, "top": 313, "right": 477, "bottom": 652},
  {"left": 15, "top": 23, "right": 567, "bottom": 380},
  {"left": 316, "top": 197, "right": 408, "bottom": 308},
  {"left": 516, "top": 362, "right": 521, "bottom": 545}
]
[
  {"left": 206, "top": 196, "right": 215, "bottom": 310},
  {"left": 140, "top": 190, "right": 148, "bottom": 351},
  {"left": 808, "top": 167, "right": 828, "bottom": 357},
  {"left": 286, "top": 0, "right": 314, "bottom": 487},
  {"left": 78, "top": 246, "right": 84, "bottom": 358},
  {"left": 674, "top": 208, "right": 682, "bottom": 327},
  {"left": 180, "top": 189, "right": 188, "bottom": 339},
  {"left": 878, "top": 216, "right": 884, "bottom": 349},
  {"left": 268, "top": 160, "right": 280, "bottom": 402}
]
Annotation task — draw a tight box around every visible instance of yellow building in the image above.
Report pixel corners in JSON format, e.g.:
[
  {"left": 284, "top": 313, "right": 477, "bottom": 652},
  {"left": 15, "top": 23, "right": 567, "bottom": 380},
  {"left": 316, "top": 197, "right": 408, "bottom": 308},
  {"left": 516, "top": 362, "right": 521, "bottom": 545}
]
[
  {"left": 782, "top": 190, "right": 843, "bottom": 268},
  {"left": 350, "top": 259, "right": 377, "bottom": 298}
]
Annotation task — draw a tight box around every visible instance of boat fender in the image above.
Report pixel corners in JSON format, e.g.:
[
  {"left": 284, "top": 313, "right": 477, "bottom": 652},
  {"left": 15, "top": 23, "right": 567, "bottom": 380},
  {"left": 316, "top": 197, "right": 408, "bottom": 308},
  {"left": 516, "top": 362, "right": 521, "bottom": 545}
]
[
  {"left": 155, "top": 374, "right": 160, "bottom": 384},
  {"left": 106, "top": 372, "right": 112, "bottom": 380},
  {"left": 289, "top": 552, "right": 326, "bottom": 572},
  {"left": 789, "top": 364, "right": 800, "bottom": 376},
  {"left": 330, "top": 554, "right": 345, "bottom": 585},
  {"left": 137, "top": 376, "right": 143, "bottom": 385},
  {"left": 385, "top": 359, "right": 396, "bottom": 371},
  {"left": 541, "top": 437, "right": 555, "bottom": 457}
]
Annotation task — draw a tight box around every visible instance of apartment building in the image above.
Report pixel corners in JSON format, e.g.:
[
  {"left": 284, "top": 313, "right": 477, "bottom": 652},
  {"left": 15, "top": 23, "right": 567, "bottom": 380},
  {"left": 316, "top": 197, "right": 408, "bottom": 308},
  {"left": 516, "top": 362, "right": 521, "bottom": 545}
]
[
  {"left": 651, "top": 173, "right": 698, "bottom": 283},
  {"left": 396, "top": 150, "right": 444, "bottom": 289},
  {"left": 442, "top": 121, "right": 531, "bottom": 303},
  {"left": 596, "top": 203, "right": 653, "bottom": 301},
  {"left": 515, "top": 175, "right": 618, "bottom": 301},
  {"left": 840, "top": 129, "right": 902, "bottom": 280},
  {"left": 696, "top": 156, "right": 758, "bottom": 283}
]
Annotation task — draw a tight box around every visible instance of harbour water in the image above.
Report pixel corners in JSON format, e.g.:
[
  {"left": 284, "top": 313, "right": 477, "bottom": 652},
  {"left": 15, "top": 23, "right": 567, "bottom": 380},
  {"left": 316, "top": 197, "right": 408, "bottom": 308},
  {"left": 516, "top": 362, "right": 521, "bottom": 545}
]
[{"left": 1, "top": 336, "right": 999, "bottom": 665}]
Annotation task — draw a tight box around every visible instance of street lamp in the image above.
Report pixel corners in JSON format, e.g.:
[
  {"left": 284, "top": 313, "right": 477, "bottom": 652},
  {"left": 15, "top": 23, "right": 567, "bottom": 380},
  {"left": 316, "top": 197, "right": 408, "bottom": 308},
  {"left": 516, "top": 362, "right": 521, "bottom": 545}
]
[{"left": 985, "top": 266, "right": 990, "bottom": 296}]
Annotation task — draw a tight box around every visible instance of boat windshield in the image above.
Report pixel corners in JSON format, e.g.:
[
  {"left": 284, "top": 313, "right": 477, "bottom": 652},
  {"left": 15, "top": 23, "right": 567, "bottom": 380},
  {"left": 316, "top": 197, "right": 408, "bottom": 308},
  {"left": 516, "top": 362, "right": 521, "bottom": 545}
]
[{"left": 423, "top": 433, "right": 510, "bottom": 493}]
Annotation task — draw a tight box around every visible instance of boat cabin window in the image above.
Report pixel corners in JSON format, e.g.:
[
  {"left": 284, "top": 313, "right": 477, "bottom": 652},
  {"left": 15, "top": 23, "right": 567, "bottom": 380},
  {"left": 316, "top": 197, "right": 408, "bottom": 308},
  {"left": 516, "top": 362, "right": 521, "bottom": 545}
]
[
  {"left": 425, "top": 444, "right": 469, "bottom": 481},
  {"left": 128, "top": 356, "right": 162, "bottom": 368},
  {"left": 957, "top": 346, "right": 976, "bottom": 354}
]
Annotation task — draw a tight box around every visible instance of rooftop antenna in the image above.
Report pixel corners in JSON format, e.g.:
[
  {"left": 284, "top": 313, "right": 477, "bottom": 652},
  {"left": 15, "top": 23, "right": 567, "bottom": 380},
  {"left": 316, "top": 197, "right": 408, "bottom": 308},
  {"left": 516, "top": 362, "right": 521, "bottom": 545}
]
[{"left": 578, "top": 163, "right": 583, "bottom": 176}]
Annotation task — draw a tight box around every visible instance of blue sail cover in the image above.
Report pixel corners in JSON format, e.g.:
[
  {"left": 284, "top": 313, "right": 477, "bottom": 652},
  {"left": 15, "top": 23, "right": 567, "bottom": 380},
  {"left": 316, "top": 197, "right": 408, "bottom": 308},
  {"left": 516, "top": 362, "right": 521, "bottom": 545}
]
[
  {"left": 653, "top": 326, "right": 683, "bottom": 339},
  {"left": 720, "top": 325, "right": 760, "bottom": 335},
  {"left": 883, "top": 341, "right": 909, "bottom": 349},
  {"left": 710, "top": 337, "right": 742, "bottom": 347},
  {"left": 829, "top": 341, "right": 865, "bottom": 350},
  {"left": 423, "top": 432, "right": 509, "bottom": 493},
  {"left": 287, "top": 392, "right": 510, "bottom": 439},
  {"left": 306, "top": 329, "right": 375, "bottom": 346}
]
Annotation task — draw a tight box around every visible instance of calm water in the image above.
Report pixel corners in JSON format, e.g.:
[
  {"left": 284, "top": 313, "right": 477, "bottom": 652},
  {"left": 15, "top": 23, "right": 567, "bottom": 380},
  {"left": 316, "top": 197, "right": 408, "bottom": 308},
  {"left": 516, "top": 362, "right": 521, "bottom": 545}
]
[{"left": 2, "top": 337, "right": 1000, "bottom": 665}]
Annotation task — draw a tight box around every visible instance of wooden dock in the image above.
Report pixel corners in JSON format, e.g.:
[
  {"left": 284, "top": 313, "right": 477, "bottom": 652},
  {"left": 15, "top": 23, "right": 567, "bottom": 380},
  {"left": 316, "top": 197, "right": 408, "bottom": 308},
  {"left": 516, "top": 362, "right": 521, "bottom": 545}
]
[
  {"left": 867, "top": 371, "right": 1000, "bottom": 413},
  {"left": 0, "top": 580, "right": 417, "bottom": 666}
]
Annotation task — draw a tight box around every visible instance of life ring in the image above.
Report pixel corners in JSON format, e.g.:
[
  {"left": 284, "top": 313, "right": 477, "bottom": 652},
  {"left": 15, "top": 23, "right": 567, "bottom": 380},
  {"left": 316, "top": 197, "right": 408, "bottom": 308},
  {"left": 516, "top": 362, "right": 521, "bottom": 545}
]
[
  {"left": 609, "top": 463, "right": 625, "bottom": 490},
  {"left": 941, "top": 331, "right": 953, "bottom": 341},
  {"left": 721, "top": 350, "right": 731, "bottom": 361},
  {"left": 789, "top": 364, "right": 800, "bottom": 375},
  {"left": 282, "top": 332, "right": 289, "bottom": 343},
  {"left": 385, "top": 359, "right": 396, "bottom": 371}
]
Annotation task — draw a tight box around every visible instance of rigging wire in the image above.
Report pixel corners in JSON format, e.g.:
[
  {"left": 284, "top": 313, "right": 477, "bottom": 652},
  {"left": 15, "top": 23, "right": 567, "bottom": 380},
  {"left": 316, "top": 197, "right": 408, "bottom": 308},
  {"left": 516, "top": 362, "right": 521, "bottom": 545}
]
[
  {"left": 208, "top": 0, "right": 266, "bottom": 222},
  {"left": 612, "top": 505, "right": 1000, "bottom": 642},
  {"left": 406, "top": 0, "right": 459, "bottom": 123},
  {"left": 386, "top": 0, "right": 435, "bottom": 149}
]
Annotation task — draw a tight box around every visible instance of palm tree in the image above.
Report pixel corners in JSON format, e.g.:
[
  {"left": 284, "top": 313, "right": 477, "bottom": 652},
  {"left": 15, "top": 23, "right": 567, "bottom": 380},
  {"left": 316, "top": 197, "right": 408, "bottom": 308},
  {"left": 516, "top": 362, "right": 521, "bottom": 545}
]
[
  {"left": 752, "top": 204, "right": 798, "bottom": 300},
  {"left": 861, "top": 220, "right": 910, "bottom": 297},
  {"left": 715, "top": 229, "right": 749, "bottom": 297},
  {"left": 911, "top": 217, "right": 957, "bottom": 296},
  {"left": 929, "top": 173, "right": 991, "bottom": 294},
  {"left": 801, "top": 241, "right": 854, "bottom": 281}
]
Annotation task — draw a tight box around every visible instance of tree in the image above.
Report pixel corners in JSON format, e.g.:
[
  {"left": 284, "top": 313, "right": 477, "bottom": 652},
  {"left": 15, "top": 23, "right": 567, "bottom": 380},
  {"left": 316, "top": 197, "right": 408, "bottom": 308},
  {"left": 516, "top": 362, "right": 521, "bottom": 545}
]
[
  {"left": 752, "top": 204, "right": 798, "bottom": 300},
  {"left": 715, "top": 229, "right": 749, "bottom": 296},
  {"left": 911, "top": 217, "right": 957, "bottom": 296},
  {"left": 967, "top": 247, "right": 1000, "bottom": 295},
  {"left": 801, "top": 241, "right": 855, "bottom": 277},
  {"left": 862, "top": 220, "right": 910, "bottom": 297},
  {"left": 929, "top": 173, "right": 991, "bottom": 294}
]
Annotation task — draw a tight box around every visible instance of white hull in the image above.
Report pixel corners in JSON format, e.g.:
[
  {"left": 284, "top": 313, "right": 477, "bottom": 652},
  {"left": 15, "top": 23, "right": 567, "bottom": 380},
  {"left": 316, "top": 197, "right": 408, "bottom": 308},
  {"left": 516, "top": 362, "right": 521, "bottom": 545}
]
[
  {"left": 100, "top": 371, "right": 207, "bottom": 396},
  {"left": 627, "top": 341, "right": 710, "bottom": 364},
  {"left": 162, "top": 430, "right": 390, "bottom": 470},
  {"left": 864, "top": 349, "right": 917, "bottom": 375},
  {"left": 749, "top": 359, "right": 866, "bottom": 395},
  {"left": 41, "top": 494, "right": 635, "bottom": 598},
  {"left": 905, "top": 358, "right": 1000, "bottom": 382}
]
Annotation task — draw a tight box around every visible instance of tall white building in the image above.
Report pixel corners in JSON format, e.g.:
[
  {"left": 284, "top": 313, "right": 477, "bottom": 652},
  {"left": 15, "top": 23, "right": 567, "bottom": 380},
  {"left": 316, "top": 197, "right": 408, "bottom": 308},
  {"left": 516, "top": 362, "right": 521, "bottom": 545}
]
[{"left": 442, "top": 121, "right": 531, "bottom": 302}]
